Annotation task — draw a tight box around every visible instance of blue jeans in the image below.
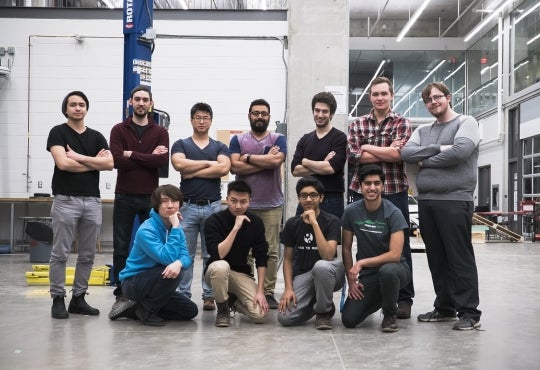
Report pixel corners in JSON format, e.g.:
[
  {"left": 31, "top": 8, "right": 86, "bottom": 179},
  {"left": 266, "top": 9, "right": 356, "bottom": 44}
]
[
  {"left": 49, "top": 195, "right": 101, "bottom": 297},
  {"left": 177, "top": 200, "right": 222, "bottom": 299},
  {"left": 350, "top": 190, "right": 415, "bottom": 304},
  {"left": 112, "top": 193, "right": 151, "bottom": 296},
  {"left": 122, "top": 266, "right": 198, "bottom": 320}
]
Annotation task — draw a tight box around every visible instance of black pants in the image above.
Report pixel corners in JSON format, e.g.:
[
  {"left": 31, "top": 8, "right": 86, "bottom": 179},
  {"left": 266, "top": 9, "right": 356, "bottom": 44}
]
[{"left": 418, "top": 199, "right": 481, "bottom": 321}]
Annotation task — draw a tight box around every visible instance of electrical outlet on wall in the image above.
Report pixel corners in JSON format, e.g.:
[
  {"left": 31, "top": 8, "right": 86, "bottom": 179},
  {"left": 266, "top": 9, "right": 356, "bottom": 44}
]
[
  {"left": 37, "top": 181, "right": 42, "bottom": 188},
  {"left": 106, "top": 182, "right": 111, "bottom": 189}
]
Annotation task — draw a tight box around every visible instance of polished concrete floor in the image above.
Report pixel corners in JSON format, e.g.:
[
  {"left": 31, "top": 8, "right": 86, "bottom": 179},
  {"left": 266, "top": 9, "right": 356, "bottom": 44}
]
[{"left": 1, "top": 240, "right": 539, "bottom": 370}]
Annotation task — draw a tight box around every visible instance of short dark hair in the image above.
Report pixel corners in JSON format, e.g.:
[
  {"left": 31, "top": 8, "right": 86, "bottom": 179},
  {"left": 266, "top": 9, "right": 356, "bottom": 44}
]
[
  {"left": 296, "top": 176, "right": 325, "bottom": 196},
  {"left": 249, "top": 99, "right": 270, "bottom": 114},
  {"left": 359, "top": 164, "right": 386, "bottom": 184},
  {"left": 227, "top": 180, "right": 252, "bottom": 197},
  {"left": 369, "top": 76, "right": 394, "bottom": 95},
  {"left": 130, "top": 85, "right": 153, "bottom": 101},
  {"left": 190, "top": 102, "right": 213, "bottom": 119},
  {"left": 311, "top": 92, "right": 337, "bottom": 115},
  {"left": 421, "top": 82, "right": 451, "bottom": 103},
  {"left": 61, "top": 91, "right": 89, "bottom": 118},
  {"left": 151, "top": 184, "right": 183, "bottom": 212}
]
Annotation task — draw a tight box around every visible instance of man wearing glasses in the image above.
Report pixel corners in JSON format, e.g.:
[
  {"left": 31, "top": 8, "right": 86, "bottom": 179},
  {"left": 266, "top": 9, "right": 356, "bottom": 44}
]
[
  {"left": 291, "top": 92, "right": 347, "bottom": 219},
  {"left": 277, "top": 177, "right": 344, "bottom": 330},
  {"left": 229, "top": 99, "right": 287, "bottom": 309},
  {"left": 401, "top": 82, "right": 482, "bottom": 331},
  {"left": 171, "top": 102, "right": 231, "bottom": 311},
  {"left": 346, "top": 76, "right": 415, "bottom": 320}
]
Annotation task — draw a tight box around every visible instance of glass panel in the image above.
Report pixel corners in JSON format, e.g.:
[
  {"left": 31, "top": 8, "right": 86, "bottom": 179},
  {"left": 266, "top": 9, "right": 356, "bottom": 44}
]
[
  {"left": 511, "top": 0, "right": 540, "bottom": 93},
  {"left": 524, "top": 157, "right": 532, "bottom": 175},
  {"left": 535, "top": 135, "right": 540, "bottom": 154},
  {"left": 534, "top": 178, "right": 540, "bottom": 195},
  {"left": 523, "top": 178, "right": 532, "bottom": 195},
  {"left": 534, "top": 157, "right": 540, "bottom": 174},
  {"left": 467, "top": 26, "right": 499, "bottom": 116},
  {"left": 523, "top": 138, "right": 532, "bottom": 155}
]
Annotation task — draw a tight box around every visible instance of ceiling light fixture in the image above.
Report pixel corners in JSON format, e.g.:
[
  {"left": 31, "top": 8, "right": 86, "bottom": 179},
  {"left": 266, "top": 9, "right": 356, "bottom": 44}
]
[
  {"left": 393, "top": 59, "right": 446, "bottom": 111},
  {"left": 396, "top": 0, "right": 432, "bottom": 42},
  {"left": 464, "top": 0, "right": 513, "bottom": 42},
  {"left": 526, "top": 33, "right": 540, "bottom": 45}
]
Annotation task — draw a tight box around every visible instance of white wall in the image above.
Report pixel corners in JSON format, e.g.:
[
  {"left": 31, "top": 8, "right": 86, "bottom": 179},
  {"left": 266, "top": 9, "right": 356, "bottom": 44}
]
[{"left": 0, "top": 16, "right": 287, "bottom": 243}]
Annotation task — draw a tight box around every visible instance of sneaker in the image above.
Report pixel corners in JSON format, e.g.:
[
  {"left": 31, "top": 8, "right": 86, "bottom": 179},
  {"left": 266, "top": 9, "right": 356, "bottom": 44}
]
[
  {"left": 452, "top": 317, "right": 481, "bottom": 331},
  {"left": 381, "top": 314, "right": 399, "bottom": 332},
  {"left": 265, "top": 295, "right": 279, "bottom": 310},
  {"left": 203, "top": 297, "right": 216, "bottom": 311},
  {"left": 315, "top": 304, "right": 335, "bottom": 330},
  {"left": 135, "top": 305, "right": 165, "bottom": 327},
  {"left": 51, "top": 296, "right": 69, "bottom": 319},
  {"left": 68, "top": 293, "right": 100, "bottom": 316},
  {"left": 417, "top": 310, "right": 457, "bottom": 322},
  {"left": 396, "top": 301, "right": 411, "bottom": 319},
  {"left": 215, "top": 302, "right": 230, "bottom": 327},
  {"left": 108, "top": 299, "right": 138, "bottom": 320}
]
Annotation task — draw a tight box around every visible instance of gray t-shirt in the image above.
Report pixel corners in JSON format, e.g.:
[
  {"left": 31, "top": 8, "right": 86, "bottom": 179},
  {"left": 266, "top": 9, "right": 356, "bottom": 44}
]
[{"left": 342, "top": 198, "right": 408, "bottom": 275}]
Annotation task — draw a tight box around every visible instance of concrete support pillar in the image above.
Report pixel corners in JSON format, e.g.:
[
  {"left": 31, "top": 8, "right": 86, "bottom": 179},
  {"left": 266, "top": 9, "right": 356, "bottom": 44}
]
[{"left": 285, "top": 0, "right": 349, "bottom": 219}]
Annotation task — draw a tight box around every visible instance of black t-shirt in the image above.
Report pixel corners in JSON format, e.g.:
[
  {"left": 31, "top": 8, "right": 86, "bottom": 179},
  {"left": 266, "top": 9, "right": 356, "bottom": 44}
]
[
  {"left": 280, "top": 210, "right": 341, "bottom": 276},
  {"left": 46, "top": 123, "right": 109, "bottom": 197}
]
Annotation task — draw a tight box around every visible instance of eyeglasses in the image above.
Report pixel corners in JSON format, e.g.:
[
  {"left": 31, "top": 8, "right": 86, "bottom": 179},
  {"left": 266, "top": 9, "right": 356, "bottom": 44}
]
[
  {"left": 299, "top": 192, "right": 320, "bottom": 200},
  {"left": 193, "top": 116, "right": 211, "bottom": 122},
  {"left": 362, "top": 181, "right": 382, "bottom": 187},
  {"left": 423, "top": 94, "right": 446, "bottom": 104},
  {"left": 250, "top": 111, "right": 269, "bottom": 118}
]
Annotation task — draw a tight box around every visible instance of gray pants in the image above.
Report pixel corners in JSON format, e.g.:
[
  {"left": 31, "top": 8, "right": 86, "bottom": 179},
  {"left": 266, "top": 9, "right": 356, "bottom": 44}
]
[
  {"left": 49, "top": 195, "right": 102, "bottom": 297},
  {"left": 278, "top": 259, "right": 345, "bottom": 326}
]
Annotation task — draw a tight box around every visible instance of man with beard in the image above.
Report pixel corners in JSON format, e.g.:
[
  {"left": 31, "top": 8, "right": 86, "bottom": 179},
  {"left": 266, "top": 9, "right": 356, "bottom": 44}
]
[
  {"left": 108, "top": 85, "right": 170, "bottom": 317},
  {"left": 171, "top": 102, "right": 231, "bottom": 311},
  {"left": 401, "top": 82, "right": 482, "bottom": 330},
  {"left": 346, "top": 76, "right": 415, "bottom": 320},
  {"left": 291, "top": 92, "right": 347, "bottom": 219},
  {"left": 229, "top": 98, "right": 287, "bottom": 309}
]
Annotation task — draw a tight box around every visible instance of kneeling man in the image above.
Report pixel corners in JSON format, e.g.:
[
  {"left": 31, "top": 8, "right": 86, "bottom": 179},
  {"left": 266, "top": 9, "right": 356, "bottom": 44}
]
[
  {"left": 204, "top": 180, "right": 269, "bottom": 327},
  {"left": 341, "top": 165, "right": 410, "bottom": 332},
  {"left": 278, "top": 176, "right": 345, "bottom": 330}
]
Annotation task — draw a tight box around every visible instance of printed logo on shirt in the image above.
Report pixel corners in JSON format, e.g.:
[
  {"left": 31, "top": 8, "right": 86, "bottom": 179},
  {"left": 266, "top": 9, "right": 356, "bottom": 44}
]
[
  {"left": 354, "top": 220, "right": 385, "bottom": 235},
  {"left": 303, "top": 232, "right": 314, "bottom": 244}
]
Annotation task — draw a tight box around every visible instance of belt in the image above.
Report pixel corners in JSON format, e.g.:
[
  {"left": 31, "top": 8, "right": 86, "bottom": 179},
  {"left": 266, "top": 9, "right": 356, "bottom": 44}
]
[{"left": 186, "top": 199, "right": 214, "bottom": 206}]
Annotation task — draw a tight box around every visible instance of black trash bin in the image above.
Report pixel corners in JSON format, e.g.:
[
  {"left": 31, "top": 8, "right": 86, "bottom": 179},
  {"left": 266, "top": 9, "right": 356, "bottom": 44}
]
[{"left": 26, "top": 221, "right": 53, "bottom": 263}]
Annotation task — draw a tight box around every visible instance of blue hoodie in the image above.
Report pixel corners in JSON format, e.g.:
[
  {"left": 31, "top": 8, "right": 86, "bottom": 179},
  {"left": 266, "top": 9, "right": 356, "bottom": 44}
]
[{"left": 119, "top": 209, "right": 192, "bottom": 281}]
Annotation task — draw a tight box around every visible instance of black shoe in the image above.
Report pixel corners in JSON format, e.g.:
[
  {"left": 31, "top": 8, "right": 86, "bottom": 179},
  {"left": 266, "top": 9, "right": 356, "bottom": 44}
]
[
  {"left": 396, "top": 301, "right": 411, "bottom": 319},
  {"left": 265, "top": 295, "right": 279, "bottom": 310},
  {"left": 51, "top": 296, "right": 69, "bottom": 319},
  {"left": 417, "top": 310, "right": 457, "bottom": 322},
  {"left": 315, "top": 303, "right": 335, "bottom": 330},
  {"left": 135, "top": 305, "right": 165, "bottom": 327},
  {"left": 381, "top": 314, "right": 399, "bottom": 333},
  {"left": 452, "top": 317, "right": 481, "bottom": 330},
  {"left": 215, "top": 302, "right": 231, "bottom": 327},
  {"left": 108, "top": 299, "right": 138, "bottom": 320},
  {"left": 68, "top": 293, "right": 100, "bottom": 316}
]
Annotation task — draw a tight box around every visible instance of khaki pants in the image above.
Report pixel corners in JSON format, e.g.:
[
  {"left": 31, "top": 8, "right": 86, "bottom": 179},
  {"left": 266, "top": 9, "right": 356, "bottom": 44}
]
[
  {"left": 249, "top": 206, "right": 283, "bottom": 296},
  {"left": 205, "top": 260, "right": 266, "bottom": 323}
]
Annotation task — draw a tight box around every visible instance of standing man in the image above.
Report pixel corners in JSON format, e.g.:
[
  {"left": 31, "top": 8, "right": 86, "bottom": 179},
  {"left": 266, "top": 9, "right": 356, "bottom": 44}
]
[
  {"left": 47, "top": 91, "right": 113, "bottom": 319},
  {"left": 108, "top": 85, "right": 169, "bottom": 316},
  {"left": 341, "top": 165, "right": 410, "bottom": 332},
  {"left": 346, "top": 76, "right": 414, "bottom": 319},
  {"left": 401, "top": 82, "right": 482, "bottom": 330},
  {"left": 171, "top": 102, "right": 231, "bottom": 311},
  {"left": 204, "top": 180, "right": 269, "bottom": 327},
  {"left": 278, "top": 177, "right": 345, "bottom": 330},
  {"left": 291, "top": 92, "right": 347, "bottom": 219},
  {"left": 110, "top": 185, "right": 198, "bottom": 326},
  {"left": 229, "top": 98, "right": 286, "bottom": 309}
]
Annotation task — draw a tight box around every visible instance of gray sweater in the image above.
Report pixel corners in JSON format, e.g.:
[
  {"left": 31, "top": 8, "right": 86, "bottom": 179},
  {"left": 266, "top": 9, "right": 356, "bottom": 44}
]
[{"left": 400, "top": 115, "right": 479, "bottom": 201}]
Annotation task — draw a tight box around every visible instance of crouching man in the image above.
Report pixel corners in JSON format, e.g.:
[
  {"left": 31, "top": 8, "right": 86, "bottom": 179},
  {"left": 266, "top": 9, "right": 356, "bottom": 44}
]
[
  {"left": 204, "top": 180, "right": 269, "bottom": 327},
  {"left": 109, "top": 184, "right": 198, "bottom": 326},
  {"left": 341, "top": 165, "right": 411, "bottom": 332},
  {"left": 278, "top": 177, "right": 345, "bottom": 330}
]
